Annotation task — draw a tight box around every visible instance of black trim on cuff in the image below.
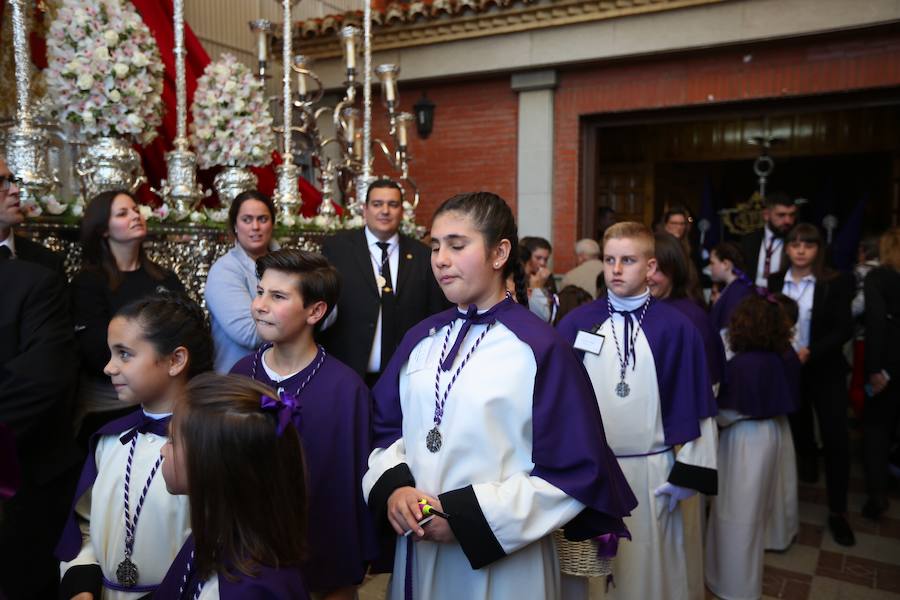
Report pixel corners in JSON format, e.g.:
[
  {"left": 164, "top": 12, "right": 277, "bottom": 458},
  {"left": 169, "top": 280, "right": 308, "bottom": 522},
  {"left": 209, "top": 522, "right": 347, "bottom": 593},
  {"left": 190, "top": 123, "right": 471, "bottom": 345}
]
[
  {"left": 668, "top": 461, "right": 718, "bottom": 495},
  {"left": 439, "top": 485, "right": 506, "bottom": 569},
  {"left": 60, "top": 564, "right": 103, "bottom": 599},
  {"left": 368, "top": 462, "right": 416, "bottom": 533}
]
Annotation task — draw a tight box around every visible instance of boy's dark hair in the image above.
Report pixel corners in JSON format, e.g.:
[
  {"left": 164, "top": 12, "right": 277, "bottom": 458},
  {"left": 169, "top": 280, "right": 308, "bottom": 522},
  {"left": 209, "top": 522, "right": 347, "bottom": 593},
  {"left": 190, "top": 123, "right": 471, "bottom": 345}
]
[
  {"left": 176, "top": 373, "right": 308, "bottom": 580},
  {"left": 654, "top": 232, "right": 704, "bottom": 304},
  {"left": 764, "top": 191, "right": 796, "bottom": 210},
  {"left": 772, "top": 292, "right": 799, "bottom": 326},
  {"left": 783, "top": 223, "right": 835, "bottom": 281},
  {"left": 433, "top": 192, "right": 528, "bottom": 306},
  {"left": 728, "top": 294, "right": 792, "bottom": 354},
  {"left": 80, "top": 190, "right": 164, "bottom": 291},
  {"left": 116, "top": 292, "right": 213, "bottom": 378},
  {"left": 228, "top": 190, "right": 276, "bottom": 233},
  {"left": 520, "top": 236, "right": 552, "bottom": 255},
  {"left": 365, "top": 178, "right": 403, "bottom": 204},
  {"left": 256, "top": 249, "right": 341, "bottom": 329},
  {"left": 555, "top": 285, "right": 593, "bottom": 323},
  {"left": 711, "top": 242, "right": 746, "bottom": 272}
]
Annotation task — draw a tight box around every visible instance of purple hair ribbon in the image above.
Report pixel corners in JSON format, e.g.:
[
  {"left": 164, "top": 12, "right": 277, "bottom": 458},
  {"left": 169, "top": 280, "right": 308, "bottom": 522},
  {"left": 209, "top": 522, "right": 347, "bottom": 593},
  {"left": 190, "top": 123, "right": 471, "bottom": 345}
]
[{"left": 260, "top": 390, "right": 302, "bottom": 436}]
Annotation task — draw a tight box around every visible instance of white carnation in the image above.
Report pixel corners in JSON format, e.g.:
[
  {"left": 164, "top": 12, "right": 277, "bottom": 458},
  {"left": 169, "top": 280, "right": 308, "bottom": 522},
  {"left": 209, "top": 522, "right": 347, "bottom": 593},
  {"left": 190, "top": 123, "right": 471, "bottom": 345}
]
[
  {"left": 103, "top": 30, "right": 119, "bottom": 46},
  {"left": 113, "top": 62, "right": 129, "bottom": 78}
]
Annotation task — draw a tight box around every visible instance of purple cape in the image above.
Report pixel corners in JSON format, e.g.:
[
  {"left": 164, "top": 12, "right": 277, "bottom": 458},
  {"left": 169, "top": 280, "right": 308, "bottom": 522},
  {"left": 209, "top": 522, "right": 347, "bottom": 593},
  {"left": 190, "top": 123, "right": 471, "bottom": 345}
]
[
  {"left": 710, "top": 279, "right": 754, "bottom": 333},
  {"left": 372, "top": 298, "right": 637, "bottom": 539},
  {"left": 557, "top": 296, "right": 718, "bottom": 446},
  {"left": 230, "top": 347, "right": 378, "bottom": 591},
  {"left": 665, "top": 297, "right": 726, "bottom": 386},
  {"left": 153, "top": 534, "right": 310, "bottom": 599},
  {"left": 717, "top": 351, "right": 800, "bottom": 418},
  {"left": 56, "top": 408, "right": 170, "bottom": 561}
]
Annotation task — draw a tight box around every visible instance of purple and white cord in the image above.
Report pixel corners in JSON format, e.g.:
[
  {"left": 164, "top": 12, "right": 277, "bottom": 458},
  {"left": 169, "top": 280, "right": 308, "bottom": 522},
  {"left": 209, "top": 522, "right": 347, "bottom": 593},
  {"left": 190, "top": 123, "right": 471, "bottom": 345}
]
[
  {"left": 432, "top": 321, "right": 493, "bottom": 428},
  {"left": 123, "top": 435, "right": 164, "bottom": 561},
  {"left": 251, "top": 343, "right": 326, "bottom": 398},
  {"left": 178, "top": 549, "right": 205, "bottom": 600}
]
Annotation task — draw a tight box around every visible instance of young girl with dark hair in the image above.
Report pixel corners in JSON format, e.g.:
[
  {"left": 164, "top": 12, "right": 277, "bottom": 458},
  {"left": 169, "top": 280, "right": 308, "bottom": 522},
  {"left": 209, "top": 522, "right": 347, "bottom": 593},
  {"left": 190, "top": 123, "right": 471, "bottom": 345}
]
[
  {"left": 768, "top": 223, "right": 855, "bottom": 546},
  {"left": 363, "top": 191, "right": 635, "bottom": 600},
  {"left": 705, "top": 294, "right": 799, "bottom": 600},
  {"left": 708, "top": 242, "right": 753, "bottom": 338},
  {"left": 153, "top": 373, "right": 310, "bottom": 598},
  {"left": 72, "top": 190, "right": 184, "bottom": 446},
  {"left": 57, "top": 294, "right": 212, "bottom": 599}
]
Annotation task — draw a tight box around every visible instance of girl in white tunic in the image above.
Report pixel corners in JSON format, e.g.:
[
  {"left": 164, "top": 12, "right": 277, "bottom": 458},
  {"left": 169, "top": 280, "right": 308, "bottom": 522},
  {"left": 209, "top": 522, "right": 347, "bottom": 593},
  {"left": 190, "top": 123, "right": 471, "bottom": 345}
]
[
  {"left": 558, "top": 222, "right": 719, "bottom": 600},
  {"left": 363, "top": 192, "right": 636, "bottom": 600},
  {"left": 705, "top": 294, "right": 799, "bottom": 600},
  {"left": 57, "top": 294, "right": 213, "bottom": 599},
  {"left": 154, "top": 373, "right": 309, "bottom": 599}
]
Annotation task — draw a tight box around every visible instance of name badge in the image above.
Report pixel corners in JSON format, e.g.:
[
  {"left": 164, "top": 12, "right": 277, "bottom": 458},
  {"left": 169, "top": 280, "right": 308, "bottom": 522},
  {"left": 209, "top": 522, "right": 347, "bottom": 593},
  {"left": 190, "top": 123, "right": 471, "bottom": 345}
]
[{"left": 574, "top": 330, "right": 605, "bottom": 355}]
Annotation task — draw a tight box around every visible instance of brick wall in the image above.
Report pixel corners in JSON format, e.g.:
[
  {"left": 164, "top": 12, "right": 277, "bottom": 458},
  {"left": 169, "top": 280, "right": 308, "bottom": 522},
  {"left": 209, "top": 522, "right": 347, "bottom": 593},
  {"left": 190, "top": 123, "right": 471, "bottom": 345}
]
[
  {"left": 552, "top": 28, "right": 900, "bottom": 271},
  {"left": 371, "top": 76, "right": 519, "bottom": 230}
]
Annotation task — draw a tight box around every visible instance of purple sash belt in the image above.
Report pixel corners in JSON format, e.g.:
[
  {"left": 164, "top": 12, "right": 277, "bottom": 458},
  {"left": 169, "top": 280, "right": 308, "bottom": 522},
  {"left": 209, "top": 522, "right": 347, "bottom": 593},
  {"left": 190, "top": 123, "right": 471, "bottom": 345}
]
[
  {"left": 102, "top": 576, "right": 159, "bottom": 593},
  {"left": 615, "top": 446, "right": 672, "bottom": 459}
]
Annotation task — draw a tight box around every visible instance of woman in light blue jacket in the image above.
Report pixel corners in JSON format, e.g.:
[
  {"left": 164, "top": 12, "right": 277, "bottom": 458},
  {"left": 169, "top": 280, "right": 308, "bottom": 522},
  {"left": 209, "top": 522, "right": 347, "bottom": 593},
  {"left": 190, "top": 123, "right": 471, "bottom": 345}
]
[{"left": 205, "top": 190, "right": 277, "bottom": 372}]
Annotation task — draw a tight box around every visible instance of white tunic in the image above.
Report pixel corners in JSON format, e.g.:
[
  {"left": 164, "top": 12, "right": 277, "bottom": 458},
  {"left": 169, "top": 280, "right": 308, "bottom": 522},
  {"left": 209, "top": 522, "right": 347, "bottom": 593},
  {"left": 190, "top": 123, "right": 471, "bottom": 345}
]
[
  {"left": 579, "top": 301, "right": 717, "bottom": 600},
  {"left": 60, "top": 422, "right": 191, "bottom": 599},
  {"left": 362, "top": 319, "right": 585, "bottom": 600},
  {"left": 764, "top": 416, "right": 799, "bottom": 551},
  {"left": 705, "top": 411, "right": 781, "bottom": 600}
]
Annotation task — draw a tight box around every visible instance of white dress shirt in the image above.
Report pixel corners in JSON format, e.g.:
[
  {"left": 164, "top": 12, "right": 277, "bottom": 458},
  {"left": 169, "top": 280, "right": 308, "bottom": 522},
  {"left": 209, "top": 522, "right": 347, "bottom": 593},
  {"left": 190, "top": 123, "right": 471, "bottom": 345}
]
[
  {"left": 365, "top": 227, "right": 400, "bottom": 373},
  {"left": 782, "top": 269, "right": 816, "bottom": 350},
  {"left": 0, "top": 231, "right": 16, "bottom": 257},
  {"left": 755, "top": 227, "right": 783, "bottom": 288}
]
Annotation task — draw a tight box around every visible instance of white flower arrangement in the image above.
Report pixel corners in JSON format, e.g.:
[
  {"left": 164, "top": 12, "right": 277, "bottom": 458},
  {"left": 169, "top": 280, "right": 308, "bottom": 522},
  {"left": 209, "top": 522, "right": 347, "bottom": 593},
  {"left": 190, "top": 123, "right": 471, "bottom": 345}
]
[
  {"left": 190, "top": 54, "right": 275, "bottom": 169},
  {"left": 44, "top": 0, "right": 165, "bottom": 144}
]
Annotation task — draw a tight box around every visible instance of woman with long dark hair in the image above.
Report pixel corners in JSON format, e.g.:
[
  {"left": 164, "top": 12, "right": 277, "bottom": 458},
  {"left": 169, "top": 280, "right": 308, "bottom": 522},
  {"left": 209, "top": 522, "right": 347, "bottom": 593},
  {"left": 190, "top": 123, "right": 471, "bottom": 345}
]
[{"left": 71, "top": 190, "right": 183, "bottom": 445}]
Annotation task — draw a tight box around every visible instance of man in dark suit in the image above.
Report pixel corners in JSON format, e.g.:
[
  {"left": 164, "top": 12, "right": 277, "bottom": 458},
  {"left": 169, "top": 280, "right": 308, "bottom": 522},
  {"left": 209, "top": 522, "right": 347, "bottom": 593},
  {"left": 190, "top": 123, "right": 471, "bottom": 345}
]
[
  {"left": 0, "top": 257, "right": 81, "bottom": 599},
  {"left": 739, "top": 192, "right": 798, "bottom": 288},
  {"left": 0, "top": 156, "right": 67, "bottom": 278},
  {"left": 320, "top": 179, "right": 448, "bottom": 384}
]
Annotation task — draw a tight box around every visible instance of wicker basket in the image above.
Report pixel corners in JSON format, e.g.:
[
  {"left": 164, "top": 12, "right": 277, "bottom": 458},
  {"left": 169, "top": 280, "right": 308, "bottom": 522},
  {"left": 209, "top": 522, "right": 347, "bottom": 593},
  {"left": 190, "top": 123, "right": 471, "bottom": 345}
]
[{"left": 553, "top": 530, "right": 613, "bottom": 578}]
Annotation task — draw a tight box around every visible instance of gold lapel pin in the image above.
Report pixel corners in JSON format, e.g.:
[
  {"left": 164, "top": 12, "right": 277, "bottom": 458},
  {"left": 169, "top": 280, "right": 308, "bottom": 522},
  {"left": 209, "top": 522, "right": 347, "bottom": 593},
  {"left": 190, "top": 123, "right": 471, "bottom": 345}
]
[{"left": 406, "top": 253, "right": 413, "bottom": 260}]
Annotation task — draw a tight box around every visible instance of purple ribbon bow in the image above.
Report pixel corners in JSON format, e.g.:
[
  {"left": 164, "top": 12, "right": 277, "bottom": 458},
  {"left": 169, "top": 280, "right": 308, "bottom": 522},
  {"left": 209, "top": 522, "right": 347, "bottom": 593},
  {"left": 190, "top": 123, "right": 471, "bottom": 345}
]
[{"left": 260, "top": 390, "right": 302, "bottom": 436}]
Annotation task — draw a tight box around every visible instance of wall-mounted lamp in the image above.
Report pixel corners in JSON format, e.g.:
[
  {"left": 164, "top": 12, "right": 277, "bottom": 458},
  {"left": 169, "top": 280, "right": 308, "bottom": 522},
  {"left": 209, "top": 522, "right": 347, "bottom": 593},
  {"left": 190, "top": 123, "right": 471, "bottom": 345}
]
[{"left": 413, "top": 93, "right": 435, "bottom": 139}]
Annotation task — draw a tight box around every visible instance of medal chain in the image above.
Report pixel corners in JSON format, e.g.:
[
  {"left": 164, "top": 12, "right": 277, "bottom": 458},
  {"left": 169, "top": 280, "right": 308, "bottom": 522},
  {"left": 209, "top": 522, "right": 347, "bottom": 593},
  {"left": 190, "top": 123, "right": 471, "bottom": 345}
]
[
  {"left": 123, "top": 435, "right": 164, "bottom": 562},
  {"left": 178, "top": 550, "right": 204, "bottom": 600},
  {"left": 606, "top": 296, "right": 651, "bottom": 387},
  {"left": 432, "top": 320, "right": 493, "bottom": 429},
  {"left": 251, "top": 343, "right": 326, "bottom": 399}
]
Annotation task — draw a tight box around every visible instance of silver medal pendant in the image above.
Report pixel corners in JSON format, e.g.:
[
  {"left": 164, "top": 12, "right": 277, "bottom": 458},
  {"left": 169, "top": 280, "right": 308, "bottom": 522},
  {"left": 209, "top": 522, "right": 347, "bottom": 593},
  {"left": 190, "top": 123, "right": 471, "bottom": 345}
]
[
  {"left": 116, "top": 556, "right": 139, "bottom": 587},
  {"left": 615, "top": 381, "right": 630, "bottom": 398},
  {"left": 426, "top": 427, "right": 443, "bottom": 452}
]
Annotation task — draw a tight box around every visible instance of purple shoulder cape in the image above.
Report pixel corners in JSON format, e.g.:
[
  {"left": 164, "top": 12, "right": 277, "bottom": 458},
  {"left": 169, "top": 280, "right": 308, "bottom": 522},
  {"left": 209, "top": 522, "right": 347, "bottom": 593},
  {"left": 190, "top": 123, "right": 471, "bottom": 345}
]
[
  {"left": 665, "top": 297, "right": 726, "bottom": 386},
  {"left": 154, "top": 535, "right": 311, "bottom": 600},
  {"left": 710, "top": 279, "right": 754, "bottom": 333},
  {"left": 56, "top": 408, "right": 167, "bottom": 561},
  {"left": 230, "top": 348, "right": 378, "bottom": 591},
  {"left": 372, "top": 299, "right": 637, "bottom": 538},
  {"left": 557, "top": 296, "right": 718, "bottom": 446},
  {"left": 717, "top": 351, "right": 799, "bottom": 418}
]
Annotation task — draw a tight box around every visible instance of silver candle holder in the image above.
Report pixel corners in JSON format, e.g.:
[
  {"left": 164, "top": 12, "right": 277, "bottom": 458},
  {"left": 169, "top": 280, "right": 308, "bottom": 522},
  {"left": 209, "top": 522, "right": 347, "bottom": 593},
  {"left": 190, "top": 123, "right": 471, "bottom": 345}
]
[
  {"left": 155, "top": 0, "right": 205, "bottom": 220},
  {"left": 273, "top": 0, "right": 303, "bottom": 219},
  {"left": 5, "top": 0, "right": 57, "bottom": 207}
]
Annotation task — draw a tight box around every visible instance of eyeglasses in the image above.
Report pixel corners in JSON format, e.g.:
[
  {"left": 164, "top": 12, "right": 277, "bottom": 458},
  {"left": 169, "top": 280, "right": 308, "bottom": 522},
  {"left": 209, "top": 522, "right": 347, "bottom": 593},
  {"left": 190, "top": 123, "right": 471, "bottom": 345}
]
[{"left": 0, "top": 175, "right": 22, "bottom": 192}]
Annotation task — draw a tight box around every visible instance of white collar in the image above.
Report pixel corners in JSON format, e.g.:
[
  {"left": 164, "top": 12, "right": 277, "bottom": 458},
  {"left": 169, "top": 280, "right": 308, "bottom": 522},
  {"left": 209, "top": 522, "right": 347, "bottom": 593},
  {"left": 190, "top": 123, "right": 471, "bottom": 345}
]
[
  {"left": 0, "top": 230, "right": 16, "bottom": 257},
  {"left": 142, "top": 408, "right": 172, "bottom": 420},
  {"left": 786, "top": 269, "right": 816, "bottom": 285},
  {"left": 608, "top": 288, "right": 651, "bottom": 312},
  {"left": 364, "top": 226, "right": 399, "bottom": 249}
]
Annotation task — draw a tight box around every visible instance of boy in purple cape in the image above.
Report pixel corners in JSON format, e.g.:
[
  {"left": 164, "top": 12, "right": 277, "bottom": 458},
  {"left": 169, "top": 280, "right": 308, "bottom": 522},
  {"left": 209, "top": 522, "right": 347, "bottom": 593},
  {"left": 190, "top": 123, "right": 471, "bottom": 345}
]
[
  {"left": 229, "top": 249, "right": 377, "bottom": 600},
  {"left": 154, "top": 373, "right": 311, "bottom": 599},
  {"left": 557, "top": 222, "right": 718, "bottom": 600},
  {"left": 363, "top": 192, "right": 635, "bottom": 600}
]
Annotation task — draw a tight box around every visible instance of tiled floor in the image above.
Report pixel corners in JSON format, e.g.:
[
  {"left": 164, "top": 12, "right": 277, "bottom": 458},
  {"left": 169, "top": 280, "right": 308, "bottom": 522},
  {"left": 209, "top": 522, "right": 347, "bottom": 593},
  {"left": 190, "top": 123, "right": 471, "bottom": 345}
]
[
  {"left": 755, "top": 457, "right": 900, "bottom": 600},
  {"left": 359, "top": 439, "right": 900, "bottom": 600}
]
